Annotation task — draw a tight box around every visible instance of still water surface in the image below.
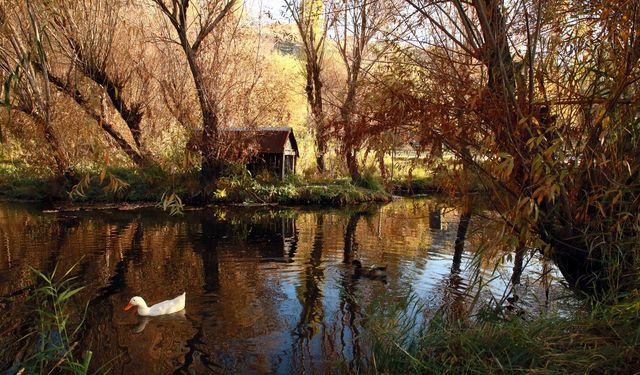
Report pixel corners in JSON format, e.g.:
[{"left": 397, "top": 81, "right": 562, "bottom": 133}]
[{"left": 0, "top": 198, "right": 567, "bottom": 373}]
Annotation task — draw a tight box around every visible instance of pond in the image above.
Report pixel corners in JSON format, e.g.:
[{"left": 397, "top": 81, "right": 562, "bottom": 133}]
[{"left": 0, "top": 197, "right": 570, "bottom": 374}]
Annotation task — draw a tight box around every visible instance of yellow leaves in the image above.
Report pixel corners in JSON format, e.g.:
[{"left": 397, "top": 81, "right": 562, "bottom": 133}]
[
  {"left": 542, "top": 141, "right": 560, "bottom": 160},
  {"left": 158, "top": 191, "right": 184, "bottom": 216},
  {"left": 214, "top": 188, "right": 227, "bottom": 199},
  {"left": 183, "top": 151, "right": 195, "bottom": 170},
  {"left": 213, "top": 209, "right": 227, "bottom": 221},
  {"left": 69, "top": 171, "right": 129, "bottom": 200},
  {"left": 104, "top": 174, "right": 129, "bottom": 194},
  {"left": 623, "top": 160, "right": 632, "bottom": 176},
  {"left": 516, "top": 196, "right": 539, "bottom": 222},
  {"left": 526, "top": 133, "right": 546, "bottom": 151},
  {"left": 610, "top": 191, "right": 622, "bottom": 208},
  {"left": 518, "top": 115, "right": 539, "bottom": 130},
  {"left": 69, "top": 175, "right": 92, "bottom": 199},
  {"left": 530, "top": 155, "right": 544, "bottom": 184},
  {"left": 495, "top": 152, "right": 514, "bottom": 181}
]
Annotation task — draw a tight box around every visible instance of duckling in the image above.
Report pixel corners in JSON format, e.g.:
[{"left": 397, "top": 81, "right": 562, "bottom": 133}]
[{"left": 352, "top": 259, "right": 387, "bottom": 278}]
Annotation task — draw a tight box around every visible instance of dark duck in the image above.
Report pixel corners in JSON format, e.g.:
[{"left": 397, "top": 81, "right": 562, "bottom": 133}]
[{"left": 352, "top": 259, "right": 387, "bottom": 278}]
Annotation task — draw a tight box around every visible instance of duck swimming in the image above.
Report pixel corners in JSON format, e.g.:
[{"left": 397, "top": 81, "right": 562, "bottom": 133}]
[
  {"left": 352, "top": 260, "right": 387, "bottom": 277},
  {"left": 124, "top": 292, "right": 186, "bottom": 316}
]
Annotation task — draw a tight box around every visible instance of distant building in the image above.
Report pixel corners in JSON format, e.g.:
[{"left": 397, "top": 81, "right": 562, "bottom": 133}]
[
  {"left": 274, "top": 40, "right": 301, "bottom": 56},
  {"left": 226, "top": 127, "right": 299, "bottom": 180},
  {"left": 389, "top": 141, "right": 425, "bottom": 159}
]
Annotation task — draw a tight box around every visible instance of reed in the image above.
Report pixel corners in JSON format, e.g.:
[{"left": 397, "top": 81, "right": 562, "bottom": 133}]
[
  {"left": 359, "top": 291, "right": 640, "bottom": 374},
  {"left": 8, "top": 263, "right": 92, "bottom": 375}
]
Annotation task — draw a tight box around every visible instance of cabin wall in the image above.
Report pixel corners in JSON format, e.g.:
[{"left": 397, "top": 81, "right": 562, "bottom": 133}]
[{"left": 246, "top": 152, "right": 296, "bottom": 180}]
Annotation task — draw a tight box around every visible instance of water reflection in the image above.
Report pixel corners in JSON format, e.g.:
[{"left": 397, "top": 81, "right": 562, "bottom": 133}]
[{"left": 0, "top": 199, "right": 567, "bottom": 373}]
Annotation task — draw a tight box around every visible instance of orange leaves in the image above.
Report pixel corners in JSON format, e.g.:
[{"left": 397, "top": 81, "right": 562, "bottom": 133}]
[{"left": 531, "top": 177, "right": 560, "bottom": 206}]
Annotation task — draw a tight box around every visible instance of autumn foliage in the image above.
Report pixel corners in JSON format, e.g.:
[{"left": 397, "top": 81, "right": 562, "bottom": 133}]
[{"left": 1, "top": 0, "right": 639, "bottom": 296}]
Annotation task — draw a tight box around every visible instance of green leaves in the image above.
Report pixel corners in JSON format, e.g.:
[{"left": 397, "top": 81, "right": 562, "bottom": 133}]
[
  {"left": 58, "top": 286, "right": 85, "bottom": 302},
  {"left": 22, "top": 261, "right": 92, "bottom": 374}
]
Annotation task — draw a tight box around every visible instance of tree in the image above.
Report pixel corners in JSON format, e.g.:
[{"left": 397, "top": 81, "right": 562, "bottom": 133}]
[
  {"left": 49, "top": 0, "right": 154, "bottom": 166},
  {"left": 285, "top": 0, "right": 329, "bottom": 173},
  {"left": 0, "top": 0, "right": 73, "bottom": 178},
  {"left": 396, "top": 0, "right": 640, "bottom": 296},
  {"left": 151, "top": 0, "right": 237, "bottom": 191},
  {"left": 330, "top": 0, "right": 393, "bottom": 184}
]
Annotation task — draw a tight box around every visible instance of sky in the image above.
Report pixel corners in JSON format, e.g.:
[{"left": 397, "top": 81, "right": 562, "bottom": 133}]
[{"left": 245, "top": 0, "right": 290, "bottom": 22}]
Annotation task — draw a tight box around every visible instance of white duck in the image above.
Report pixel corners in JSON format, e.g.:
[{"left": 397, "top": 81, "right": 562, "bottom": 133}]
[{"left": 124, "top": 292, "right": 186, "bottom": 316}]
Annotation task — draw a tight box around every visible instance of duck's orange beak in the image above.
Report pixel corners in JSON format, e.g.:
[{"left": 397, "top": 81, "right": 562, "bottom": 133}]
[{"left": 124, "top": 303, "right": 133, "bottom": 311}]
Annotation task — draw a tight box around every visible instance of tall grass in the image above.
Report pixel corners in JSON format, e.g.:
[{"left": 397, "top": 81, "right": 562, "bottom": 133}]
[
  {"left": 360, "top": 291, "right": 640, "bottom": 374},
  {"left": 9, "top": 263, "right": 93, "bottom": 375}
]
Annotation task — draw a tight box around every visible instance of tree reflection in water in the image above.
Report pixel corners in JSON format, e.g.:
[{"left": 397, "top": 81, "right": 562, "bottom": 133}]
[
  {"left": 445, "top": 206, "right": 472, "bottom": 321},
  {"left": 290, "top": 214, "right": 325, "bottom": 373},
  {"left": 0, "top": 199, "right": 564, "bottom": 374},
  {"left": 339, "top": 212, "right": 364, "bottom": 371}
]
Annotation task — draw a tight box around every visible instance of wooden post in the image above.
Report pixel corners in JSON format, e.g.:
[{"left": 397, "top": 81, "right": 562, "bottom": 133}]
[{"left": 281, "top": 153, "right": 285, "bottom": 180}]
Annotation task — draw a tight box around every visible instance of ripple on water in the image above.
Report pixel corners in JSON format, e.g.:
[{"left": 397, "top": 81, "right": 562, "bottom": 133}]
[{"left": 0, "top": 198, "right": 572, "bottom": 374}]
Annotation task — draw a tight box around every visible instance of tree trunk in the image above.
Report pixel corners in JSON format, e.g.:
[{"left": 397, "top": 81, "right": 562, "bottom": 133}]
[
  {"left": 343, "top": 213, "right": 361, "bottom": 263},
  {"left": 41, "top": 118, "right": 70, "bottom": 175},
  {"left": 200, "top": 114, "right": 221, "bottom": 193},
  {"left": 314, "top": 120, "right": 326, "bottom": 174},
  {"left": 341, "top": 83, "right": 362, "bottom": 184},
  {"left": 511, "top": 240, "right": 526, "bottom": 286},
  {"left": 454, "top": 207, "right": 472, "bottom": 257},
  {"left": 42, "top": 67, "right": 151, "bottom": 167},
  {"left": 181, "top": 37, "right": 220, "bottom": 193},
  {"left": 541, "top": 224, "right": 636, "bottom": 297},
  {"left": 475, "top": 0, "right": 633, "bottom": 297},
  {"left": 377, "top": 150, "right": 387, "bottom": 181},
  {"left": 345, "top": 147, "right": 362, "bottom": 184},
  {"left": 306, "top": 56, "right": 327, "bottom": 173}
]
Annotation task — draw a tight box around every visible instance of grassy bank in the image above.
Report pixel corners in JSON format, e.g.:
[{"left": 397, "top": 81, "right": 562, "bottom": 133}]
[
  {"left": 391, "top": 176, "right": 443, "bottom": 195},
  {"left": 390, "top": 174, "right": 484, "bottom": 195},
  {"left": 0, "top": 166, "right": 391, "bottom": 207},
  {"left": 360, "top": 293, "right": 640, "bottom": 374}
]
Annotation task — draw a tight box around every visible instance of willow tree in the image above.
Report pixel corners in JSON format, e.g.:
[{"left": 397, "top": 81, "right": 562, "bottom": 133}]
[
  {"left": 36, "top": 0, "right": 158, "bottom": 167},
  {"left": 0, "top": 0, "right": 73, "bottom": 178},
  {"left": 285, "top": 0, "right": 329, "bottom": 173},
  {"left": 331, "top": 0, "right": 394, "bottom": 184},
  {"left": 151, "top": 0, "right": 237, "bottom": 191},
  {"left": 50, "top": 0, "right": 154, "bottom": 165},
  {"left": 397, "top": 0, "right": 640, "bottom": 296}
]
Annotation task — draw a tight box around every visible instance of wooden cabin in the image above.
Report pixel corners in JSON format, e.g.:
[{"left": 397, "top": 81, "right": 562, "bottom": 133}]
[{"left": 226, "top": 127, "right": 299, "bottom": 180}]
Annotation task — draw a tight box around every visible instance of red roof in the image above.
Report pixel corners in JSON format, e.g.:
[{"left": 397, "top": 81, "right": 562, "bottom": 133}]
[{"left": 224, "top": 127, "right": 299, "bottom": 156}]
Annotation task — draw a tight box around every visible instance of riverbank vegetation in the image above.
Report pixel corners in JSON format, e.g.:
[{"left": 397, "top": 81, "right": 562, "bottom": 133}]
[
  {"left": 360, "top": 291, "right": 640, "bottom": 374},
  {"left": 0, "top": 164, "right": 390, "bottom": 206}
]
